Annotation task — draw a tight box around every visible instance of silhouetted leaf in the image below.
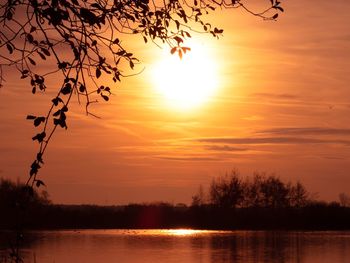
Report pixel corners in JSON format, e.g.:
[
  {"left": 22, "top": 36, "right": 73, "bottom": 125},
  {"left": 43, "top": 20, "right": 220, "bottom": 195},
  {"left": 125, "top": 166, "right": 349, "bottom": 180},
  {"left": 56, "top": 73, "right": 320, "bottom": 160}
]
[
  {"left": 32, "top": 132, "right": 46, "bottom": 143},
  {"left": 6, "top": 43, "right": 13, "bottom": 54},
  {"left": 37, "top": 152, "right": 44, "bottom": 163},
  {"left": 26, "top": 115, "right": 36, "bottom": 120},
  {"left": 28, "top": 57, "right": 36, "bottom": 65},
  {"left": 61, "top": 83, "right": 72, "bottom": 95},
  {"left": 52, "top": 97, "right": 63, "bottom": 106},
  {"left": 35, "top": 179, "right": 45, "bottom": 187},
  {"left": 26, "top": 34, "right": 34, "bottom": 43},
  {"left": 272, "top": 13, "right": 278, "bottom": 19},
  {"left": 58, "top": 62, "right": 68, "bottom": 69},
  {"left": 79, "top": 84, "right": 86, "bottom": 92},
  {"left": 30, "top": 26, "right": 36, "bottom": 33},
  {"left": 53, "top": 109, "right": 61, "bottom": 117},
  {"left": 275, "top": 6, "right": 284, "bottom": 12},
  {"left": 41, "top": 48, "right": 51, "bottom": 56},
  {"left": 34, "top": 117, "right": 45, "bottom": 127},
  {"left": 96, "top": 68, "right": 101, "bottom": 78},
  {"left": 38, "top": 51, "right": 46, "bottom": 60},
  {"left": 101, "top": 94, "right": 109, "bottom": 101},
  {"left": 30, "top": 161, "right": 41, "bottom": 176}
]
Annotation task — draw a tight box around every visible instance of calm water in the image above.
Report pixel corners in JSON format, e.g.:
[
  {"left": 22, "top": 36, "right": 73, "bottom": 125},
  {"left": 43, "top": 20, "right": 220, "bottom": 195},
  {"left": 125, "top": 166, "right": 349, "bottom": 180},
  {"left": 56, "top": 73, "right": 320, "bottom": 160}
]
[{"left": 1, "top": 230, "right": 350, "bottom": 263}]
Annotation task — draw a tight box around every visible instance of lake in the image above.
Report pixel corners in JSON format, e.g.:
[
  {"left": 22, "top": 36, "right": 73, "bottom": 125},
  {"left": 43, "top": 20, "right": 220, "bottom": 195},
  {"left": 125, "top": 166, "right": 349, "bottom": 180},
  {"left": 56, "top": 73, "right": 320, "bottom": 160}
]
[{"left": 1, "top": 230, "right": 350, "bottom": 263}]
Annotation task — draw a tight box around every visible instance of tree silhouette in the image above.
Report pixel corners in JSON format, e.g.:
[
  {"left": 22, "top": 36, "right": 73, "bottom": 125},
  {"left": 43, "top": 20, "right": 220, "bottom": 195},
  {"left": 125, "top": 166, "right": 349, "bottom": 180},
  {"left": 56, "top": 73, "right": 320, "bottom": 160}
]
[
  {"left": 209, "top": 170, "right": 244, "bottom": 208},
  {"left": 0, "top": 0, "right": 283, "bottom": 187}
]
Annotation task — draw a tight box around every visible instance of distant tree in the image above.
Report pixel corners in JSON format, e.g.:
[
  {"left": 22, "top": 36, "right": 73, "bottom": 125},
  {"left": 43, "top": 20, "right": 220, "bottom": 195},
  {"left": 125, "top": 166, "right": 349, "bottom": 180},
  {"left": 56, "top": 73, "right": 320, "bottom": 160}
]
[
  {"left": 0, "top": 177, "right": 50, "bottom": 210},
  {"left": 209, "top": 170, "right": 244, "bottom": 208},
  {"left": 191, "top": 184, "right": 206, "bottom": 206},
  {"left": 0, "top": 0, "right": 283, "bottom": 187},
  {"left": 242, "top": 173, "right": 264, "bottom": 207},
  {"left": 259, "top": 175, "right": 289, "bottom": 208},
  {"left": 339, "top": 193, "right": 350, "bottom": 207},
  {"left": 288, "top": 181, "right": 309, "bottom": 207}
]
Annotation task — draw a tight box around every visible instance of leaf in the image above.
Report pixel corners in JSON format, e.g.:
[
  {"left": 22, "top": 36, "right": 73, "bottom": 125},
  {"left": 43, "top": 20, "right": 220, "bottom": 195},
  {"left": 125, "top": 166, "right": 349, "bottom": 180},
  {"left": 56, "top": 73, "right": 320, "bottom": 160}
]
[
  {"left": 41, "top": 48, "right": 51, "bottom": 56},
  {"left": 173, "top": 36, "right": 183, "bottom": 44},
  {"left": 272, "top": 13, "right": 279, "bottom": 19},
  {"left": 101, "top": 94, "right": 109, "bottom": 101},
  {"left": 26, "top": 34, "right": 34, "bottom": 43},
  {"left": 53, "top": 109, "right": 61, "bottom": 117},
  {"left": 37, "top": 152, "right": 44, "bottom": 163},
  {"left": 32, "top": 132, "right": 46, "bottom": 143},
  {"left": 34, "top": 117, "right": 45, "bottom": 127},
  {"left": 79, "top": 84, "right": 86, "bottom": 92},
  {"left": 96, "top": 68, "right": 101, "bottom": 78},
  {"left": 178, "top": 49, "right": 183, "bottom": 59},
  {"left": 38, "top": 51, "right": 46, "bottom": 60},
  {"left": 170, "top": 47, "right": 177, "bottom": 55},
  {"left": 6, "top": 43, "right": 13, "bottom": 54},
  {"left": 30, "top": 161, "right": 41, "bottom": 176},
  {"left": 184, "top": 31, "right": 191, "bottom": 38},
  {"left": 182, "top": 47, "right": 191, "bottom": 54},
  {"left": 61, "top": 83, "right": 72, "bottom": 95},
  {"left": 30, "top": 26, "right": 37, "bottom": 33},
  {"left": 275, "top": 6, "right": 284, "bottom": 12},
  {"left": 28, "top": 57, "right": 36, "bottom": 65},
  {"left": 175, "top": 20, "right": 180, "bottom": 30},
  {"left": 35, "top": 179, "right": 46, "bottom": 187},
  {"left": 58, "top": 62, "right": 68, "bottom": 69},
  {"left": 52, "top": 97, "right": 63, "bottom": 106},
  {"left": 26, "top": 115, "right": 36, "bottom": 120}
]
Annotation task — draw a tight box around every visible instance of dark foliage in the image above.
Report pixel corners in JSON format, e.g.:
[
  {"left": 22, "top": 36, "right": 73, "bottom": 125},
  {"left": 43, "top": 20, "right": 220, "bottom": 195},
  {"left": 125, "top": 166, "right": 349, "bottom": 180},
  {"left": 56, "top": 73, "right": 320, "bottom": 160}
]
[{"left": 206, "top": 171, "right": 310, "bottom": 209}]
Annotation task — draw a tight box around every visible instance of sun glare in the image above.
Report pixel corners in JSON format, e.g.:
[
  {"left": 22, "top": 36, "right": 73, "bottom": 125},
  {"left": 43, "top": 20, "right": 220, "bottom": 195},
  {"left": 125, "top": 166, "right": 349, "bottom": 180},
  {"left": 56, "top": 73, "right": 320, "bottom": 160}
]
[{"left": 151, "top": 41, "right": 219, "bottom": 110}]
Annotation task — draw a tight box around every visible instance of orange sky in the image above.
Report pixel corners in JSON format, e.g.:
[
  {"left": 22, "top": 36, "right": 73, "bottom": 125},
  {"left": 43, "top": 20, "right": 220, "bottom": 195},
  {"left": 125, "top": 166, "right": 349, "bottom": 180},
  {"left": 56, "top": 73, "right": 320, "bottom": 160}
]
[{"left": 0, "top": 0, "right": 350, "bottom": 204}]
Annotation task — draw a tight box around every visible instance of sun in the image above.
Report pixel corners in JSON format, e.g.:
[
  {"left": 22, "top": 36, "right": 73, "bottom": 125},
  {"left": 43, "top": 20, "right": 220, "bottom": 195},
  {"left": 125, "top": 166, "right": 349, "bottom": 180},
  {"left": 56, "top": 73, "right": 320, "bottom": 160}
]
[{"left": 151, "top": 41, "right": 219, "bottom": 110}]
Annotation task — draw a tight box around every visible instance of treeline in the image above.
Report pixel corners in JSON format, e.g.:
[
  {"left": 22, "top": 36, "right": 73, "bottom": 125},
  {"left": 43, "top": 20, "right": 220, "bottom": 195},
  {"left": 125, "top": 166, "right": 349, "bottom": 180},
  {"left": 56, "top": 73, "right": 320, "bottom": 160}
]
[
  {"left": 1, "top": 175, "right": 350, "bottom": 230},
  {"left": 192, "top": 171, "right": 310, "bottom": 208}
]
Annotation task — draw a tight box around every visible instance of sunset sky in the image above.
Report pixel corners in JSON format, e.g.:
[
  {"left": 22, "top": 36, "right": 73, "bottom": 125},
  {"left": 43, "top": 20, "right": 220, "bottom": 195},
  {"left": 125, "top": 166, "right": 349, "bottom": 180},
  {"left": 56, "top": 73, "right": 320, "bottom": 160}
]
[{"left": 0, "top": 0, "right": 349, "bottom": 205}]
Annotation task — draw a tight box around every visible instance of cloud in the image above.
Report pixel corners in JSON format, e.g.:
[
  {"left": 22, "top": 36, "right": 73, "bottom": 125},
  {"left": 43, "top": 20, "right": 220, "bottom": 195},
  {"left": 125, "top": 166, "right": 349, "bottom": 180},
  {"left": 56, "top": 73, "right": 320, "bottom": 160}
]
[
  {"left": 196, "top": 137, "right": 350, "bottom": 146},
  {"left": 257, "top": 127, "right": 350, "bottom": 136},
  {"left": 154, "top": 156, "right": 221, "bottom": 162},
  {"left": 251, "top": 93, "right": 300, "bottom": 100},
  {"left": 205, "top": 145, "right": 248, "bottom": 152}
]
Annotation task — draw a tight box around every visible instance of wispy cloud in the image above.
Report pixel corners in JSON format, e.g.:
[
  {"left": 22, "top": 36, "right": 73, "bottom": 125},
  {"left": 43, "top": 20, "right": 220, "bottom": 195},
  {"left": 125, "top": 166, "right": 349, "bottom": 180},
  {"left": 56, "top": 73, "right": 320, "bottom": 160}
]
[
  {"left": 196, "top": 137, "right": 350, "bottom": 146},
  {"left": 251, "top": 93, "right": 300, "bottom": 100},
  {"left": 154, "top": 156, "right": 221, "bottom": 162},
  {"left": 257, "top": 127, "right": 350, "bottom": 136},
  {"left": 204, "top": 145, "right": 248, "bottom": 152}
]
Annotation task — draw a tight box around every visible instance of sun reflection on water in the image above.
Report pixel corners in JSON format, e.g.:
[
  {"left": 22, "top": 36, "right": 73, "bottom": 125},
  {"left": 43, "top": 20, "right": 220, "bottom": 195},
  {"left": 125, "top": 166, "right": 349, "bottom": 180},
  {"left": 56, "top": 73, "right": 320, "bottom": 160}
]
[{"left": 164, "top": 229, "right": 203, "bottom": 236}]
